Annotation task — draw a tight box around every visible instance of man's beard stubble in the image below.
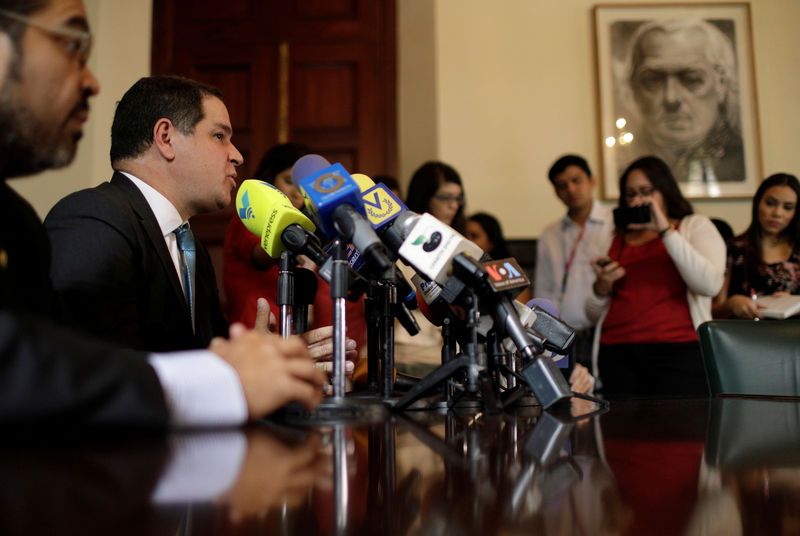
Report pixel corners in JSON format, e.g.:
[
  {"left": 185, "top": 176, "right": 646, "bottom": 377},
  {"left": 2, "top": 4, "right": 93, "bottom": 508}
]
[{"left": 0, "top": 54, "right": 81, "bottom": 179}]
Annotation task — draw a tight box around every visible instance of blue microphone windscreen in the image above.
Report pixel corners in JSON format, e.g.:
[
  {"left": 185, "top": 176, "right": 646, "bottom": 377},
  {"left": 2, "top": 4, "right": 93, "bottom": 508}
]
[
  {"left": 292, "top": 154, "right": 331, "bottom": 183},
  {"left": 526, "top": 298, "right": 559, "bottom": 317}
]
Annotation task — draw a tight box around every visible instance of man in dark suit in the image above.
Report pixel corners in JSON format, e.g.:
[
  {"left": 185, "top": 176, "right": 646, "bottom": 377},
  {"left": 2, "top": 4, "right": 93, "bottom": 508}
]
[
  {"left": 45, "top": 77, "right": 234, "bottom": 352},
  {"left": 0, "top": 0, "right": 325, "bottom": 428}
]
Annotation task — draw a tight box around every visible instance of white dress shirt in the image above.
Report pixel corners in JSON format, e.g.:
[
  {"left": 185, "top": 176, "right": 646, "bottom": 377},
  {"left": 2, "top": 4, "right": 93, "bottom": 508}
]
[{"left": 534, "top": 201, "right": 614, "bottom": 330}]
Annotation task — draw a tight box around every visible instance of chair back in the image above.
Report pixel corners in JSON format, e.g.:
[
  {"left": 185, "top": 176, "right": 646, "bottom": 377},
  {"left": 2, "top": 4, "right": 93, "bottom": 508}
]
[{"left": 698, "top": 320, "right": 800, "bottom": 397}]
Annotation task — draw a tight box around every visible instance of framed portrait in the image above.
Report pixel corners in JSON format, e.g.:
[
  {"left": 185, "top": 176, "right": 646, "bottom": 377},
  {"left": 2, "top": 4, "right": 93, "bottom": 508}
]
[{"left": 593, "top": 3, "right": 762, "bottom": 200}]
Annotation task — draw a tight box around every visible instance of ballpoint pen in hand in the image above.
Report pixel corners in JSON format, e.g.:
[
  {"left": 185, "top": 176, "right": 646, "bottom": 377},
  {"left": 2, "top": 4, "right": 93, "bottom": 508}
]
[{"left": 750, "top": 288, "right": 760, "bottom": 321}]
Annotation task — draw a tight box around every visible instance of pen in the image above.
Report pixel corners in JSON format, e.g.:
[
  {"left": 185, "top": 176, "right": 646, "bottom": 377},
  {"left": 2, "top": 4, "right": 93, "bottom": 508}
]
[{"left": 751, "top": 288, "right": 760, "bottom": 322}]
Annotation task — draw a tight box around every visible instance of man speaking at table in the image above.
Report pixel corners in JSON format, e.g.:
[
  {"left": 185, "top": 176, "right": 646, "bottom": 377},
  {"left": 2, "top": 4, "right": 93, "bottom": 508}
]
[{"left": 0, "top": 0, "right": 325, "bottom": 428}]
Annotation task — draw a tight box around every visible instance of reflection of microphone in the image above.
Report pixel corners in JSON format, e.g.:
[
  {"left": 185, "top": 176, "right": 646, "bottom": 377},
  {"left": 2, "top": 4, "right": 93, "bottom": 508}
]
[{"left": 294, "top": 157, "right": 393, "bottom": 273}]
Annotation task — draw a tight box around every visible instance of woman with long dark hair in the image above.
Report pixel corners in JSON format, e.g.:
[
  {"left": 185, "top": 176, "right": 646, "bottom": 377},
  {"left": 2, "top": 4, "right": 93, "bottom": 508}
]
[
  {"left": 712, "top": 173, "right": 800, "bottom": 319},
  {"left": 405, "top": 161, "right": 467, "bottom": 234},
  {"left": 466, "top": 212, "right": 511, "bottom": 259},
  {"left": 585, "top": 156, "right": 726, "bottom": 397}
]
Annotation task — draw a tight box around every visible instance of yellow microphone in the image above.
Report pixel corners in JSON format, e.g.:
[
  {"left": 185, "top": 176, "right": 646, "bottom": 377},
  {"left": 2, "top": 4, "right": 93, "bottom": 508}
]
[{"left": 236, "top": 180, "right": 316, "bottom": 257}]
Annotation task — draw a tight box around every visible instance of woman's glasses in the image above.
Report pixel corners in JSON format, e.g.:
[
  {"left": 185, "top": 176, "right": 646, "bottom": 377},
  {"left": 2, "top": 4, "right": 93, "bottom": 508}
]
[{"left": 433, "top": 194, "right": 464, "bottom": 205}]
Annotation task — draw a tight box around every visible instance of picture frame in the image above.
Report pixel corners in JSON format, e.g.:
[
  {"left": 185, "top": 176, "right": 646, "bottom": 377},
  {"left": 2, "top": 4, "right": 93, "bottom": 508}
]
[{"left": 593, "top": 3, "right": 762, "bottom": 200}]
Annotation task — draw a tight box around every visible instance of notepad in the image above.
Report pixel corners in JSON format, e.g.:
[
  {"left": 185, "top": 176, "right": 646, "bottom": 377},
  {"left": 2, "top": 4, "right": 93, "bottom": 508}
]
[{"left": 756, "top": 294, "right": 800, "bottom": 319}]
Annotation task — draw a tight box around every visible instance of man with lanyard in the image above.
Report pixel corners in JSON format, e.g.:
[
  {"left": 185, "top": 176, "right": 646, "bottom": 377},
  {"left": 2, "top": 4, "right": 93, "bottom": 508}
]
[{"left": 535, "top": 155, "right": 614, "bottom": 369}]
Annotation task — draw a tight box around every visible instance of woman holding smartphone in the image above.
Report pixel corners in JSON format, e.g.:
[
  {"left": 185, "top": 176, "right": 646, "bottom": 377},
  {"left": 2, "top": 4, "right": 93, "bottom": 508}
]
[{"left": 585, "top": 156, "right": 726, "bottom": 397}]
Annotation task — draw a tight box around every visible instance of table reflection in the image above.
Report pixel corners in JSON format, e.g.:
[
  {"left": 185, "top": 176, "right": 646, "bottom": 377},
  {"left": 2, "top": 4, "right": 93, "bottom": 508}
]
[{"left": 1, "top": 397, "right": 800, "bottom": 535}]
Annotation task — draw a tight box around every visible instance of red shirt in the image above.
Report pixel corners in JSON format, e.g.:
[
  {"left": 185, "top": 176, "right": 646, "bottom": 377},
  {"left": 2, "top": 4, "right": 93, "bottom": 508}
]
[
  {"left": 222, "top": 217, "right": 367, "bottom": 351},
  {"left": 601, "top": 232, "right": 697, "bottom": 345}
]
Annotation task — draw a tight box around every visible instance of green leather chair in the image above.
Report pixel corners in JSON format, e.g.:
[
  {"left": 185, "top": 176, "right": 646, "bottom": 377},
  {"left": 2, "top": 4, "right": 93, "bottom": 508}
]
[{"left": 698, "top": 320, "right": 800, "bottom": 397}]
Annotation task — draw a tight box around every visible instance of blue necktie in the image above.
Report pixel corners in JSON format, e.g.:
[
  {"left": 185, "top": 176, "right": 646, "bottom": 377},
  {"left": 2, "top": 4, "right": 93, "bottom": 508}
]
[{"left": 174, "top": 223, "right": 196, "bottom": 331}]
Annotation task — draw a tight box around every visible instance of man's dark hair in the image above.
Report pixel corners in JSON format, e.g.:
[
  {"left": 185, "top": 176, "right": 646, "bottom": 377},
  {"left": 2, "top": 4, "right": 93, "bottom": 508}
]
[
  {"left": 254, "top": 142, "right": 309, "bottom": 184},
  {"left": 110, "top": 75, "right": 223, "bottom": 165},
  {"left": 547, "top": 154, "right": 592, "bottom": 184}
]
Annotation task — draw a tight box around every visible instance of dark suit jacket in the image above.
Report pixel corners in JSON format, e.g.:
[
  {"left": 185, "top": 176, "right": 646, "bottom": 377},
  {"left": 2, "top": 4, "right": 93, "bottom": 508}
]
[
  {"left": 0, "top": 181, "right": 168, "bottom": 428},
  {"left": 44, "top": 172, "right": 228, "bottom": 352}
]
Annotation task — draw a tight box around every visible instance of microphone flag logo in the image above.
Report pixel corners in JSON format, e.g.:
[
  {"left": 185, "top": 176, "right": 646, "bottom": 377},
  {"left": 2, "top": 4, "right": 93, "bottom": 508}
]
[
  {"left": 483, "top": 258, "right": 529, "bottom": 292},
  {"left": 238, "top": 190, "right": 254, "bottom": 220},
  {"left": 412, "top": 232, "right": 442, "bottom": 252},
  {"left": 313, "top": 172, "right": 345, "bottom": 193}
]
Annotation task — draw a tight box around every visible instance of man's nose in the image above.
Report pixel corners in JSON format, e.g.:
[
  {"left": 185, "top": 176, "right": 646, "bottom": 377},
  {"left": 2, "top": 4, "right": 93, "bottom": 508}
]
[
  {"left": 663, "top": 75, "right": 681, "bottom": 109},
  {"left": 83, "top": 65, "right": 100, "bottom": 97},
  {"left": 230, "top": 144, "right": 244, "bottom": 166}
]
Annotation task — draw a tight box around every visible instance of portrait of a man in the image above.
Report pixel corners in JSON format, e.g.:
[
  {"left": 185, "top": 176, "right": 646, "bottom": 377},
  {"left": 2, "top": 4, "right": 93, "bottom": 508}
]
[
  {"left": 614, "top": 18, "right": 744, "bottom": 185},
  {"left": 595, "top": 4, "right": 762, "bottom": 200}
]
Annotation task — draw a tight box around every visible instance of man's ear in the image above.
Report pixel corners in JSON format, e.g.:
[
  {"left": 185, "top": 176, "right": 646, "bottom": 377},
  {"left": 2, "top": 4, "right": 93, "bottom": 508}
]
[
  {"left": 589, "top": 174, "right": 598, "bottom": 187},
  {"left": 153, "top": 118, "right": 177, "bottom": 161}
]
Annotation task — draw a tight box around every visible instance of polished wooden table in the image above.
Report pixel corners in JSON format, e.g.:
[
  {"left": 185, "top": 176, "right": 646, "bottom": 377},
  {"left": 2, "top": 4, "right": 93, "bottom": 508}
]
[{"left": 2, "top": 397, "right": 799, "bottom": 535}]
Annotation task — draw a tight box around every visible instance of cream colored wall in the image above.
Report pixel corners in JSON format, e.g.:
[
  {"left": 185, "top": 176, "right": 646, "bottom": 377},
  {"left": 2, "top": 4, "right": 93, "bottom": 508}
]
[
  {"left": 11, "top": 0, "right": 799, "bottom": 241},
  {"left": 398, "top": 0, "right": 800, "bottom": 237},
  {"left": 8, "top": 0, "right": 152, "bottom": 218}
]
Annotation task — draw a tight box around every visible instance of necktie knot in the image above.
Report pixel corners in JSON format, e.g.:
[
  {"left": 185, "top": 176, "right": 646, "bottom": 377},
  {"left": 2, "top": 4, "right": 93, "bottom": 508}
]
[{"left": 174, "top": 223, "right": 196, "bottom": 252}]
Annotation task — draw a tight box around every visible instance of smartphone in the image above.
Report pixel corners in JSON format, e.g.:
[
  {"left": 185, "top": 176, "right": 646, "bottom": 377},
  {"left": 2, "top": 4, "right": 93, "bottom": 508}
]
[
  {"left": 596, "top": 256, "right": 612, "bottom": 268},
  {"left": 613, "top": 205, "right": 651, "bottom": 227}
]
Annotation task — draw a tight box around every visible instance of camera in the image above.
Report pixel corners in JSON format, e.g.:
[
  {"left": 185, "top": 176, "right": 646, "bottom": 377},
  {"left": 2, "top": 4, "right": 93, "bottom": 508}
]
[{"left": 613, "top": 205, "right": 651, "bottom": 227}]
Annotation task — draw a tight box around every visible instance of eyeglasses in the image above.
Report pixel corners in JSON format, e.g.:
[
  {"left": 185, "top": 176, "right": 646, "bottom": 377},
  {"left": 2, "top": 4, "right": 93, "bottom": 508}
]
[
  {"left": 624, "top": 186, "right": 656, "bottom": 201},
  {"left": 433, "top": 193, "right": 464, "bottom": 205},
  {"left": 0, "top": 7, "right": 92, "bottom": 66}
]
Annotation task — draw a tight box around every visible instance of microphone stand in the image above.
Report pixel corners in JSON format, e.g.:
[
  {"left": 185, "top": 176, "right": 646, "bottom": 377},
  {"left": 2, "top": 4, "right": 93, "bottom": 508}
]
[
  {"left": 291, "top": 268, "right": 316, "bottom": 335},
  {"left": 379, "top": 274, "right": 397, "bottom": 399},
  {"left": 331, "top": 239, "right": 349, "bottom": 399},
  {"left": 393, "top": 287, "right": 492, "bottom": 411},
  {"left": 277, "top": 250, "right": 295, "bottom": 338},
  {"left": 442, "top": 317, "right": 457, "bottom": 406},
  {"left": 281, "top": 238, "right": 388, "bottom": 424},
  {"left": 365, "top": 282, "right": 381, "bottom": 394}
]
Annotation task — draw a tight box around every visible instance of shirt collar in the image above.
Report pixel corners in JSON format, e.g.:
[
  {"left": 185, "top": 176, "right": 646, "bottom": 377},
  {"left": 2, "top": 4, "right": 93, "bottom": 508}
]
[
  {"left": 560, "top": 200, "right": 609, "bottom": 229},
  {"left": 120, "top": 171, "right": 186, "bottom": 236}
]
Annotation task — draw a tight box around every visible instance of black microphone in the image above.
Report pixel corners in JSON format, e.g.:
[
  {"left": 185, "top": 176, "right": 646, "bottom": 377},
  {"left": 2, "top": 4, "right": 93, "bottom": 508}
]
[{"left": 293, "top": 267, "right": 318, "bottom": 334}]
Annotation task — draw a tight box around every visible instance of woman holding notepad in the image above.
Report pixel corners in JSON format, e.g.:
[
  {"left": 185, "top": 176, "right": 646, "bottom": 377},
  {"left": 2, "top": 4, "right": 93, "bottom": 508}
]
[{"left": 713, "top": 173, "right": 800, "bottom": 320}]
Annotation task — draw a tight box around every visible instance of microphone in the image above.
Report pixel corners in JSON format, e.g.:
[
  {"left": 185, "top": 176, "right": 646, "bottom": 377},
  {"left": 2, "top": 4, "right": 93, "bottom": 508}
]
[
  {"left": 348, "top": 173, "right": 418, "bottom": 309},
  {"left": 525, "top": 298, "right": 576, "bottom": 355},
  {"left": 395, "top": 212, "right": 483, "bottom": 285},
  {"left": 293, "top": 267, "right": 318, "bottom": 334},
  {"left": 411, "top": 273, "right": 448, "bottom": 327},
  {"left": 236, "top": 179, "right": 367, "bottom": 300},
  {"left": 293, "top": 157, "right": 393, "bottom": 273},
  {"left": 236, "top": 179, "right": 317, "bottom": 258},
  {"left": 352, "top": 173, "right": 407, "bottom": 235},
  {"left": 447, "top": 254, "right": 572, "bottom": 409}
]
